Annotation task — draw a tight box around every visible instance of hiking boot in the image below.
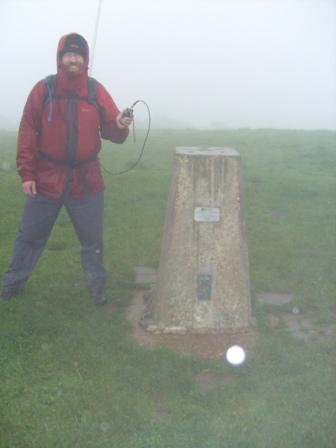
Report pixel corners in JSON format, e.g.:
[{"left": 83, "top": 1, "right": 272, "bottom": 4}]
[
  {"left": 90, "top": 289, "right": 107, "bottom": 306},
  {"left": 0, "top": 289, "right": 19, "bottom": 301}
]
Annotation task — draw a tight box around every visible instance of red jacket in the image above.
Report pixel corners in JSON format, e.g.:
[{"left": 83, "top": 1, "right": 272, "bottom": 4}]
[{"left": 17, "top": 33, "right": 129, "bottom": 199}]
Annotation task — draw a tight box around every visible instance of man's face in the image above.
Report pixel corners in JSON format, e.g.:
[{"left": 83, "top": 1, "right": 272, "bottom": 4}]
[{"left": 62, "top": 52, "right": 85, "bottom": 72}]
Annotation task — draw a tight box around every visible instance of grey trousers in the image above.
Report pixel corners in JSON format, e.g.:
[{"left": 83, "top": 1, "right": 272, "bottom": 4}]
[{"left": 2, "top": 191, "right": 107, "bottom": 294}]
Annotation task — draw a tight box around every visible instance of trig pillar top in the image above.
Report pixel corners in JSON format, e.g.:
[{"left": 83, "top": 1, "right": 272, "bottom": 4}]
[{"left": 176, "top": 147, "right": 240, "bottom": 157}]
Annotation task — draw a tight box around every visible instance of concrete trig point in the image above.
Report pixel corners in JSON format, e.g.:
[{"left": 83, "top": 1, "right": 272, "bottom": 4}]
[{"left": 146, "top": 147, "right": 253, "bottom": 335}]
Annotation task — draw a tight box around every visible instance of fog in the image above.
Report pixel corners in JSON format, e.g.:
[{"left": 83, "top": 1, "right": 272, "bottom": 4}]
[{"left": 1, "top": 0, "right": 335, "bottom": 130}]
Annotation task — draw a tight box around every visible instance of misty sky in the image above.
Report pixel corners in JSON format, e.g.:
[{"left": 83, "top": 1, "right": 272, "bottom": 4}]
[{"left": 1, "top": 0, "right": 335, "bottom": 129}]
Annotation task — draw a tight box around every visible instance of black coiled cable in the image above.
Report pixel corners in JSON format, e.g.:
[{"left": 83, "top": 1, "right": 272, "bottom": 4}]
[{"left": 101, "top": 100, "right": 151, "bottom": 176}]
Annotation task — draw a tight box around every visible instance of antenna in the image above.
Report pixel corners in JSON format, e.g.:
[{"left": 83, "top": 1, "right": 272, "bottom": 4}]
[{"left": 90, "top": 0, "right": 103, "bottom": 76}]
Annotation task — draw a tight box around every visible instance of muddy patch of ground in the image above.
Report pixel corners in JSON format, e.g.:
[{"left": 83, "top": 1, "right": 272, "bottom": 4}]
[
  {"left": 126, "top": 290, "right": 257, "bottom": 359},
  {"left": 126, "top": 289, "right": 245, "bottom": 395}
]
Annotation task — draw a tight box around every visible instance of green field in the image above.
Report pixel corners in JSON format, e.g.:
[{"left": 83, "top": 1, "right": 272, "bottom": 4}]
[{"left": 1, "top": 128, "right": 335, "bottom": 447}]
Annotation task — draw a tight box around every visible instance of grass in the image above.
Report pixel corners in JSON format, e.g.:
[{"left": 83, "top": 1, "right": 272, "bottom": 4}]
[{"left": 0, "top": 128, "right": 336, "bottom": 447}]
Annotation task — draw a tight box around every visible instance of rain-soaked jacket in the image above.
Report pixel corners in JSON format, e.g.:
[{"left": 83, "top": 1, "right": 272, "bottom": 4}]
[{"left": 16, "top": 33, "right": 129, "bottom": 199}]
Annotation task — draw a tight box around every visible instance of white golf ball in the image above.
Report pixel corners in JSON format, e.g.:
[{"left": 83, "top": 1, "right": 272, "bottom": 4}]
[{"left": 225, "top": 345, "right": 246, "bottom": 365}]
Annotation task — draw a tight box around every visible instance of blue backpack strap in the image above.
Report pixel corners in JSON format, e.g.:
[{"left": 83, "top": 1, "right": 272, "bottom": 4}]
[
  {"left": 87, "top": 77, "right": 102, "bottom": 121},
  {"left": 44, "top": 75, "right": 56, "bottom": 122},
  {"left": 87, "top": 77, "right": 97, "bottom": 106},
  {"left": 87, "top": 77, "right": 103, "bottom": 124}
]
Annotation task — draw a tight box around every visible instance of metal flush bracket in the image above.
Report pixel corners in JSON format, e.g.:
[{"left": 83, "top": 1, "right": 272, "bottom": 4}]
[{"left": 197, "top": 273, "right": 212, "bottom": 301}]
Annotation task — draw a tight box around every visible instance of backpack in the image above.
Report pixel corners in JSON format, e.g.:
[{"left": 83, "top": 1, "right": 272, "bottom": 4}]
[{"left": 43, "top": 74, "right": 101, "bottom": 122}]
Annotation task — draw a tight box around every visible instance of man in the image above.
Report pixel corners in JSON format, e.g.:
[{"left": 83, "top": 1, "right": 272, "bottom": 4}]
[{"left": 0, "top": 33, "right": 133, "bottom": 305}]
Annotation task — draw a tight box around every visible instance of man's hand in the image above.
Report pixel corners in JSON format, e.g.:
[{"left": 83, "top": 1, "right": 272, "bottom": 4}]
[
  {"left": 116, "top": 111, "right": 133, "bottom": 129},
  {"left": 22, "top": 181, "right": 37, "bottom": 197}
]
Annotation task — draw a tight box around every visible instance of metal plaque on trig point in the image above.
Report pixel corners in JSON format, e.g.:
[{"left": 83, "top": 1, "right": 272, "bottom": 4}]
[
  {"left": 197, "top": 274, "right": 212, "bottom": 301},
  {"left": 194, "top": 207, "right": 220, "bottom": 223}
]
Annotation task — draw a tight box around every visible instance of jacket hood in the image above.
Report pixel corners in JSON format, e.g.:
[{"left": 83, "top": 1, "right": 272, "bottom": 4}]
[
  {"left": 57, "top": 33, "right": 90, "bottom": 69},
  {"left": 56, "top": 33, "right": 89, "bottom": 95}
]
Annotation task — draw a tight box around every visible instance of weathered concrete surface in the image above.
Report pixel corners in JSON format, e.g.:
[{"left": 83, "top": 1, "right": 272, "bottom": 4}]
[{"left": 148, "top": 147, "right": 253, "bottom": 334}]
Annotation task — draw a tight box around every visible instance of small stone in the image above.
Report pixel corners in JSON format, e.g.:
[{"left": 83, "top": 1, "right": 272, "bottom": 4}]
[{"left": 146, "top": 324, "right": 162, "bottom": 334}]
